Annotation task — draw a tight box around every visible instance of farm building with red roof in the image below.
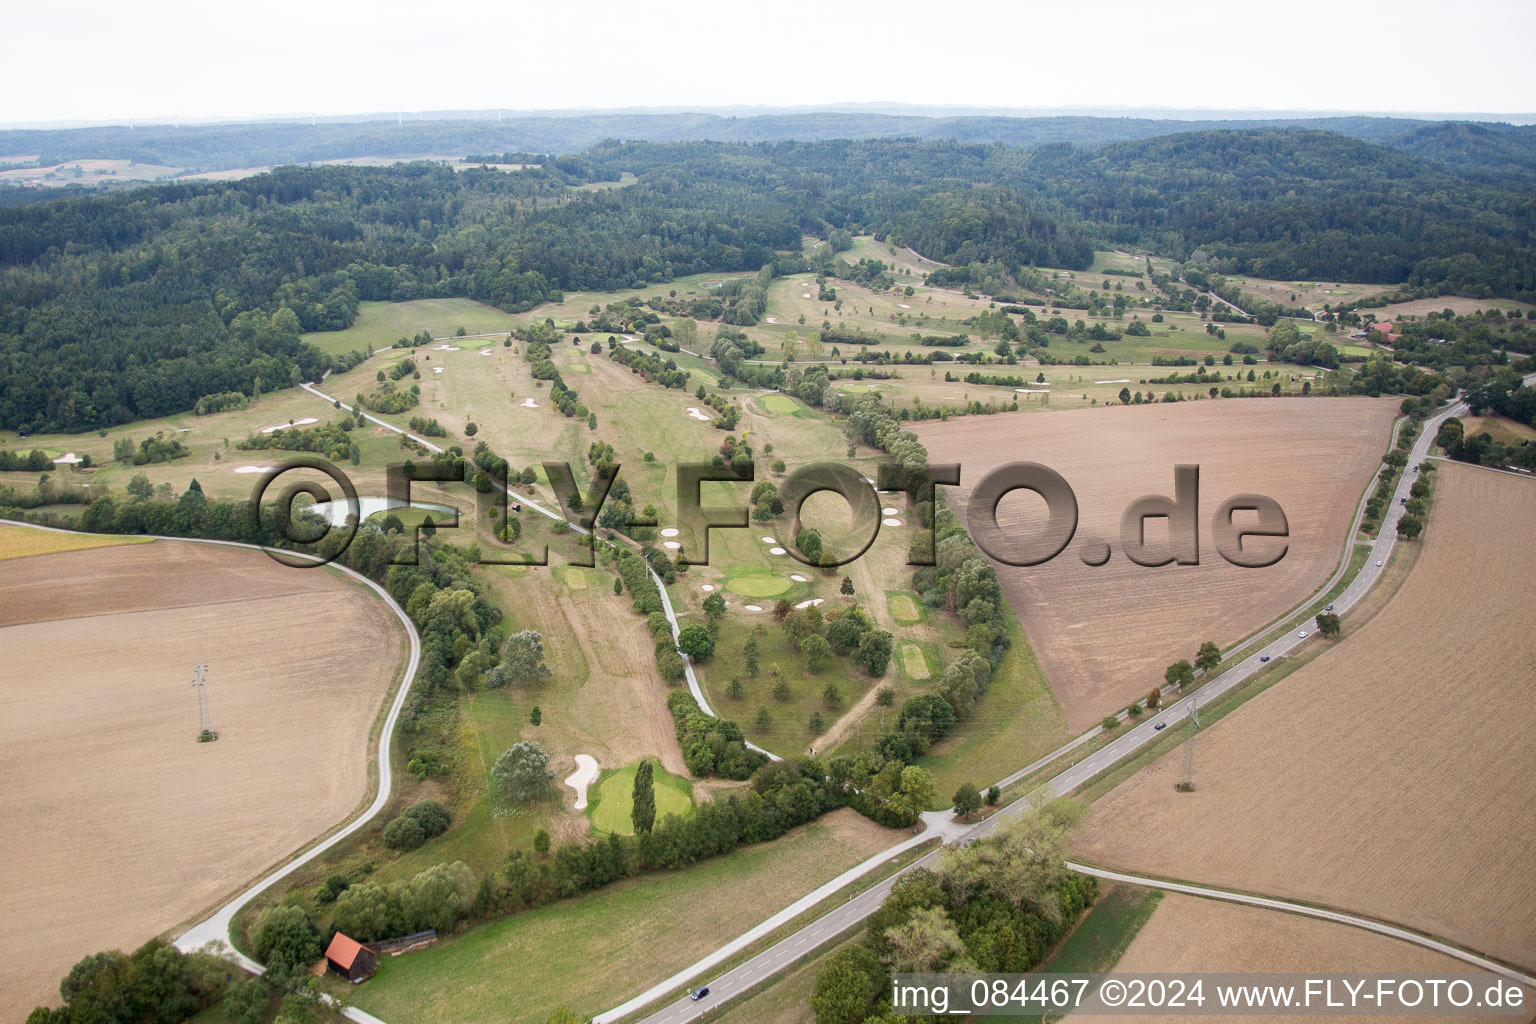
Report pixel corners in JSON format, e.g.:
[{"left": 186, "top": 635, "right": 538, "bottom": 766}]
[{"left": 324, "top": 932, "right": 378, "bottom": 983}]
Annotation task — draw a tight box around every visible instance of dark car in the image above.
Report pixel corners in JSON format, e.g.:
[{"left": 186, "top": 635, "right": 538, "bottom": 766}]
[
  {"left": 1260, "top": 655, "right": 1271, "bottom": 662},
  {"left": 690, "top": 987, "right": 711, "bottom": 1002},
  {"left": 1154, "top": 722, "right": 1167, "bottom": 731}
]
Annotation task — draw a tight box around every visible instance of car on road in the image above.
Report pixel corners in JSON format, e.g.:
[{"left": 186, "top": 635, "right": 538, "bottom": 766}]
[
  {"left": 1325, "top": 604, "right": 1333, "bottom": 611},
  {"left": 1297, "top": 630, "right": 1308, "bottom": 638},
  {"left": 1376, "top": 559, "right": 1383, "bottom": 566},
  {"left": 690, "top": 987, "right": 710, "bottom": 1001},
  {"left": 1154, "top": 722, "right": 1167, "bottom": 731},
  {"left": 1260, "top": 655, "right": 1270, "bottom": 662}
]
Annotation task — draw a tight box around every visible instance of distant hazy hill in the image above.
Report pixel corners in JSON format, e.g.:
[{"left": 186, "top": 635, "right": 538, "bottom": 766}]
[{"left": 3, "top": 112, "right": 1533, "bottom": 179}]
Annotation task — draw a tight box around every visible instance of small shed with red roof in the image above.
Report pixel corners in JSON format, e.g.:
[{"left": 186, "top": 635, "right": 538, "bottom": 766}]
[{"left": 324, "top": 932, "right": 378, "bottom": 983}]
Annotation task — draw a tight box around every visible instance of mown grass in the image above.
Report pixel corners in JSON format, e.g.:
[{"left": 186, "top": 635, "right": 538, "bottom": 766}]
[
  {"left": 589, "top": 762, "right": 694, "bottom": 835},
  {"left": 301, "top": 298, "right": 523, "bottom": 357}
]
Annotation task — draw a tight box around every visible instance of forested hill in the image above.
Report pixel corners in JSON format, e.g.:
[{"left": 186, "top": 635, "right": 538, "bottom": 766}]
[
  {"left": 3, "top": 112, "right": 1533, "bottom": 177},
  {"left": 1009, "top": 129, "right": 1536, "bottom": 294},
  {"left": 1, "top": 132, "right": 1533, "bottom": 433},
  {"left": 0, "top": 144, "right": 1089, "bottom": 432}
]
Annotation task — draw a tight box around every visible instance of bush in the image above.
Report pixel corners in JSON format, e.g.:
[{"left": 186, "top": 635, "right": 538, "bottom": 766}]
[
  {"left": 666, "top": 689, "right": 765, "bottom": 779},
  {"left": 403, "top": 799, "right": 451, "bottom": 838},
  {"left": 383, "top": 815, "right": 426, "bottom": 852}
]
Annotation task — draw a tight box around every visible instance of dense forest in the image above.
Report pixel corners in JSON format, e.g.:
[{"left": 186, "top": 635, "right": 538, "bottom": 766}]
[
  {"left": 2, "top": 130, "right": 1533, "bottom": 432},
  {"left": 5, "top": 111, "right": 1532, "bottom": 177}
]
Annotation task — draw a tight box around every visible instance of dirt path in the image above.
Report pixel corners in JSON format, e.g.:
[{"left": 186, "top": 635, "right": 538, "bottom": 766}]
[{"left": 811, "top": 682, "right": 885, "bottom": 753}]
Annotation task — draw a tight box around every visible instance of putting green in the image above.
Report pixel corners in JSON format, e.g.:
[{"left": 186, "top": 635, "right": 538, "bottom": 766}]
[
  {"left": 761, "top": 394, "right": 799, "bottom": 413},
  {"left": 888, "top": 593, "right": 923, "bottom": 624},
  {"left": 589, "top": 762, "right": 694, "bottom": 835},
  {"left": 902, "top": 644, "right": 930, "bottom": 679},
  {"left": 726, "top": 575, "right": 792, "bottom": 598},
  {"left": 563, "top": 360, "right": 592, "bottom": 373}
]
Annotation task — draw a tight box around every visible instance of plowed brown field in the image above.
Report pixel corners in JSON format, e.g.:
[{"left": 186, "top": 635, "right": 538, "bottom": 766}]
[
  {"left": 915, "top": 397, "right": 1397, "bottom": 729},
  {"left": 0, "top": 540, "right": 407, "bottom": 1015},
  {"left": 1075, "top": 463, "right": 1536, "bottom": 967},
  {"left": 1081, "top": 894, "right": 1533, "bottom": 1024}
]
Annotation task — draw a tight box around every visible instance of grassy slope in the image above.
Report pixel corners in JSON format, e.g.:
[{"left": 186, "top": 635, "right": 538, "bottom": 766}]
[
  {"left": 302, "top": 298, "right": 524, "bottom": 357},
  {"left": 337, "top": 817, "right": 893, "bottom": 1024}
]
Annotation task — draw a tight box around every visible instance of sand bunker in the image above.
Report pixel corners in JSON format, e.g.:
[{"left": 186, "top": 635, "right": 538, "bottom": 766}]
[
  {"left": 794, "top": 598, "right": 825, "bottom": 610},
  {"left": 700, "top": 584, "right": 715, "bottom": 592},
  {"left": 433, "top": 344, "right": 460, "bottom": 351},
  {"left": 769, "top": 546, "right": 787, "bottom": 555},
  {"left": 260, "top": 417, "right": 318, "bottom": 434},
  {"left": 882, "top": 507, "right": 899, "bottom": 516},
  {"left": 899, "top": 303, "right": 911, "bottom": 308},
  {"left": 660, "top": 528, "right": 680, "bottom": 538},
  {"left": 686, "top": 407, "right": 711, "bottom": 421},
  {"left": 432, "top": 367, "right": 444, "bottom": 373},
  {"left": 479, "top": 349, "right": 494, "bottom": 356},
  {"left": 744, "top": 604, "right": 763, "bottom": 612},
  {"left": 882, "top": 518, "right": 901, "bottom": 527},
  {"left": 521, "top": 398, "right": 539, "bottom": 408},
  {"left": 564, "top": 754, "right": 599, "bottom": 811},
  {"left": 761, "top": 536, "right": 777, "bottom": 544},
  {"left": 663, "top": 541, "right": 681, "bottom": 550},
  {"left": 51, "top": 453, "right": 82, "bottom": 465},
  {"left": 789, "top": 574, "right": 808, "bottom": 582},
  {"left": 232, "top": 465, "right": 274, "bottom": 475},
  {"left": 1096, "top": 379, "right": 1131, "bottom": 384}
]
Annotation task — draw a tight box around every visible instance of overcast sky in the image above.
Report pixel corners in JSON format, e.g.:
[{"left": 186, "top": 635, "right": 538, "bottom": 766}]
[{"left": 6, "top": 0, "right": 1533, "bottom": 126}]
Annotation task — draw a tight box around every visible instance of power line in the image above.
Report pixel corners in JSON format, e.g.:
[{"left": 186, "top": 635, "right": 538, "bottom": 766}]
[
  {"left": 1177, "top": 692, "right": 1199, "bottom": 792},
  {"left": 193, "top": 659, "right": 217, "bottom": 742}
]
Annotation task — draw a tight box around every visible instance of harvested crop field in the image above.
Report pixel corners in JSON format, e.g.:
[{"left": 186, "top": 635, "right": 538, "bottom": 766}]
[
  {"left": 1083, "top": 894, "right": 1533, "bottom": 1024},
  {"left": 0, "top": 539, "right": 407, "bottom": 1015},
  {"left": 915, "top": 398, "right": 1397, "bottom": 730},
  {"left": 0, "top": 524, "right": 149, "bottom": 561},
  {"left": 1075, "top": 463, "right": 1536, "bottom": 967}
]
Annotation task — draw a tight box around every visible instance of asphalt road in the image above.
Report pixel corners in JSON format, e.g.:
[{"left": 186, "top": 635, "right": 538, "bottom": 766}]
[{"left": 616, "top": 385, "right": 1517, "bottom": 1024}]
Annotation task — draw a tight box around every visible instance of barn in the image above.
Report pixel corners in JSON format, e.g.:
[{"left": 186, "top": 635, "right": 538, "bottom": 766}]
[{"left": 324, "top": 932, "right": 378, "bottom": 983}]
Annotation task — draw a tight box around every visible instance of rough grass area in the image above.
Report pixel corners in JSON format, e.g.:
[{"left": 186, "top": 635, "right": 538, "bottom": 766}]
[
  {"left": 337, "top": 813, "right": 896, "bottom": 1024},
  {"left": 980, "top": 883, "right": 1163, "bottom": 1020},
  {"left": 917, "top": 616, "right": 1069, "bottom": 803},
  {"left": 588, "top": 762, "right": 694, "bottom": 835}
]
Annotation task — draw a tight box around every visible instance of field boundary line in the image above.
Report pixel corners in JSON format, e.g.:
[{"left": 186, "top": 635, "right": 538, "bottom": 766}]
[{"left": 1065, "top": 862, "right": 1536, "bottom": 988}]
